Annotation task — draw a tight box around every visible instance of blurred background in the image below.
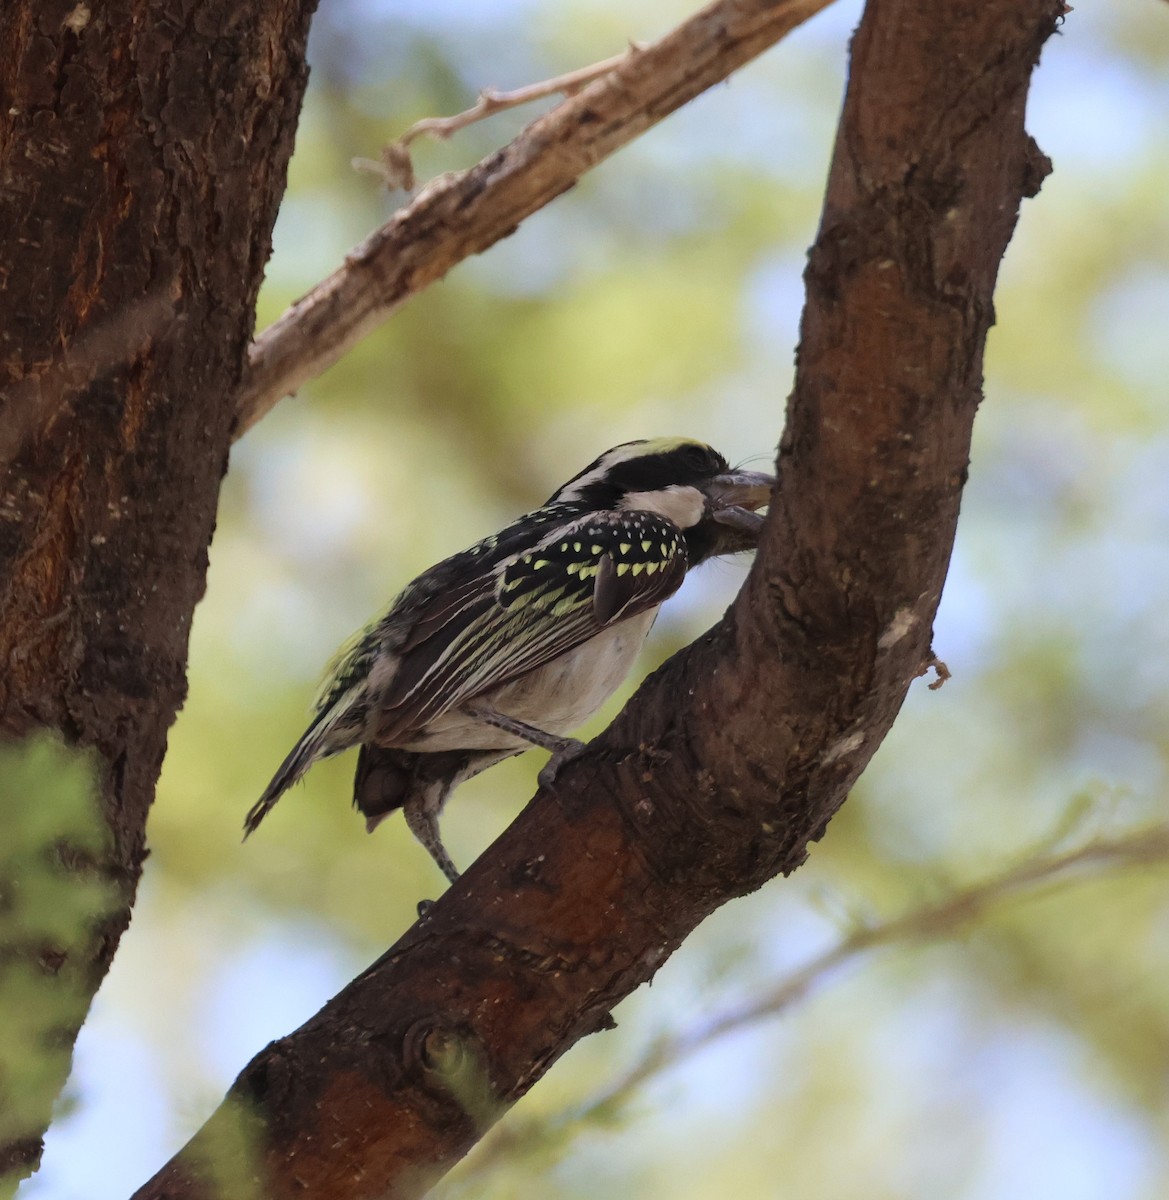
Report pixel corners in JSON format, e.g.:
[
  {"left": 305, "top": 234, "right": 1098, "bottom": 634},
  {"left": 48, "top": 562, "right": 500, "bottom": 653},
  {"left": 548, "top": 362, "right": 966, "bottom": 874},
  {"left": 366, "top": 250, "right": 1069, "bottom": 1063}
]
[{"left": 22, "top": 0, "right": 1169, "bottom": 1195}]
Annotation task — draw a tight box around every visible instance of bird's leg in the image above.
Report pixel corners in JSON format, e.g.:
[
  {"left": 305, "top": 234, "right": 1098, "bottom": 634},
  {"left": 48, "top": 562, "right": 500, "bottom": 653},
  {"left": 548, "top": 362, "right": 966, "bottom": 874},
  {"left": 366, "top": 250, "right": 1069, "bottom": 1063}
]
[
  {"left": 462, "top": 701, "right": 587, "bottom": 788},
  {"left": 402, "top": 798, "right": 461, "bottom": 884}
]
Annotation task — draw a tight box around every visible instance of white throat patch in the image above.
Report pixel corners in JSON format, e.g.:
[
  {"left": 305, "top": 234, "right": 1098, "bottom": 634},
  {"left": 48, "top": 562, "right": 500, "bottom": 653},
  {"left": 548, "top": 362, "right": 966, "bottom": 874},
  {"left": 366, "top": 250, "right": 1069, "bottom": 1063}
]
[{"left": 619, "top": 484, "right": 704, "bottom": 529}]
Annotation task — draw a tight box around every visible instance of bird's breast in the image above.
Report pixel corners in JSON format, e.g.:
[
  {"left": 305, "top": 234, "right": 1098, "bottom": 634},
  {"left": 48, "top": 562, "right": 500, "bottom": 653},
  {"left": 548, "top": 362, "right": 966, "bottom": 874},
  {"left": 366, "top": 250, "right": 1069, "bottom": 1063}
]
[{"left": 398, "top": 608, "right": 659, "bottom": 752}]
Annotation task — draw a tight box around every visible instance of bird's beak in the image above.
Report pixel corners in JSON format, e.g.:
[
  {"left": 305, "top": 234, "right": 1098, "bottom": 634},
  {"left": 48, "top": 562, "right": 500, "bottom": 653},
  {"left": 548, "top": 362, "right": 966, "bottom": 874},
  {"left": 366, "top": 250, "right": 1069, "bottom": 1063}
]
[{"left": 705, "top": 469, "right": 775, "bottom": 536}]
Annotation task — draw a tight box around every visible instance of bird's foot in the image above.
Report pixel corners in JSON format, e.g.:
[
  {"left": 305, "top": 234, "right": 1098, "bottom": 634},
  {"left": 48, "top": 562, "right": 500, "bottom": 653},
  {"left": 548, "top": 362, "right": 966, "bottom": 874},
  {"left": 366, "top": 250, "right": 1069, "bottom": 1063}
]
[
  {"left": 538, "top": 737, "right": 588, "bottom": 789},
  {"left": 402, "top": 802, "right": 462, "bottom": 886}
]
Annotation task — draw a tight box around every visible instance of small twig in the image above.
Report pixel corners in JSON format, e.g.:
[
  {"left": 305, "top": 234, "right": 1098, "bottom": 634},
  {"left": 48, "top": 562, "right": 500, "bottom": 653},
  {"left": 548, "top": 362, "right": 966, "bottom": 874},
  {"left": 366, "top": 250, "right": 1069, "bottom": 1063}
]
[
  {"left": 406, "top": 52, "right": 631, "bottom": 146},
  {"left": 351, "top": 141, "right": 418, "bottom": 194},
  {"left": 355, "top": 51, "right": 633, "bottom": 190},
  {"left": 925, "top": 650, "right": 951, "bottom": 689},
  {"left": 353, "top": 52, "right": 632, "bottom": 192},
  {"left": 442, "top": 822, "right": 1169, "bottom": 1189}
]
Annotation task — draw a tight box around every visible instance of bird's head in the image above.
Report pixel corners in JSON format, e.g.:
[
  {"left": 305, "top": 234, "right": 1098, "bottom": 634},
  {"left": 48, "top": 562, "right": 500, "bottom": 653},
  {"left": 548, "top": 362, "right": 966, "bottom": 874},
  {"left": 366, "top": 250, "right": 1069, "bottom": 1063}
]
[{"left": 547, "top": 437, "right": 774, "bottom": 563}]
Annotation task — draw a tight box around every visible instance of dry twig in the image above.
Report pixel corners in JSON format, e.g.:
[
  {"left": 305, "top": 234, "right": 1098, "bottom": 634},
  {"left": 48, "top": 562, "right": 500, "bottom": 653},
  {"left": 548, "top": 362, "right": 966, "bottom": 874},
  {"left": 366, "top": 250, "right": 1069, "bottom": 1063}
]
[
  {"left": 353, "top": 52, "right": 632, "bottom": 192},
  {"left": 233, "top": 0, "right": 834, "bottom": 437}
]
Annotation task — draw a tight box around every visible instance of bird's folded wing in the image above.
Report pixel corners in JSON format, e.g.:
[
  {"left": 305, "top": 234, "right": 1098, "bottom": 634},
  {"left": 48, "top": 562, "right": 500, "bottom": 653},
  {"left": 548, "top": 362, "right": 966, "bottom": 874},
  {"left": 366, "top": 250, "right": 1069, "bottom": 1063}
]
[{"left": 373, "top": 508, "right": 689, "bottom": 738}]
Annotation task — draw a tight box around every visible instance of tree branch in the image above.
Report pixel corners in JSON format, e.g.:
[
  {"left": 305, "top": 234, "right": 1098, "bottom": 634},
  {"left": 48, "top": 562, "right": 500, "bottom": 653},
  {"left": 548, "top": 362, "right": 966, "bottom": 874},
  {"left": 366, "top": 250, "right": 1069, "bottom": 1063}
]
[
  {"left": 457, "top": 819, "right": 1169, "bottom": 1185},
  {"left": 233, "top": 0, "right": 834, "bottom": 437},
  {"left": 136, "top": 0, "right": 1063, "bottom": 1196}
]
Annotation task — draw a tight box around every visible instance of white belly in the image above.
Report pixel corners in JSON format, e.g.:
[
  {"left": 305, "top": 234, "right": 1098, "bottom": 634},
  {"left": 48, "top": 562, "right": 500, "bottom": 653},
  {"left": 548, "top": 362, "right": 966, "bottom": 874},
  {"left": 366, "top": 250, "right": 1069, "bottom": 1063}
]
[{"left": 399, "top": 608, "right": 658, "bottom": 752}]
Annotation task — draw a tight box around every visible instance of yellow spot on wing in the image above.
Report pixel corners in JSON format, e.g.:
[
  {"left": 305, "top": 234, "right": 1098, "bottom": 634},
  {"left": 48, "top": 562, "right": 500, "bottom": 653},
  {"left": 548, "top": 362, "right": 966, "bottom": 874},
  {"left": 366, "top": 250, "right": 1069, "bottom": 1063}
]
[
  {"left": 620, "top": 543, "right": 631, "bottom": 554},
  {"left": 616, "top": 563, "right": 630, "bottom": 576},
  {"left": 632, "top": 563, "right": 644, "bottom": 576},
  {"left": 646, "top": 562, "right": 659, "bottom": 575},
  {"left": 642, "top": 540, "right": 652, "bottom": 552},
  {"left": 591, "top": 544, "right": 603, "bottom": 555}
]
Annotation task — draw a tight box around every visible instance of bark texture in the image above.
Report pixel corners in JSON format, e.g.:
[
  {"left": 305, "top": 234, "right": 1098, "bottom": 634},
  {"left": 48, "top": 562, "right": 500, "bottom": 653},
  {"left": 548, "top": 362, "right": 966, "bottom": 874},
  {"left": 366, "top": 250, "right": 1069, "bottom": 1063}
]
[
  {"left": 0, "top": 0, "right": 317, "bottom": 1184},
  {"left": 135, "top": 1, "right": 1061, "bottom": 1197}
]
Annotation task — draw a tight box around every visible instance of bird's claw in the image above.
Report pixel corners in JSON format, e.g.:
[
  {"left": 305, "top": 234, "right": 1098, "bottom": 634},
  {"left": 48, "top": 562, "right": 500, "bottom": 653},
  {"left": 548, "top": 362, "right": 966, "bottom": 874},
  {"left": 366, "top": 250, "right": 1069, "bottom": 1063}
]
[{"left": 538, "top": 738, "right": 587, "bottom": 789}]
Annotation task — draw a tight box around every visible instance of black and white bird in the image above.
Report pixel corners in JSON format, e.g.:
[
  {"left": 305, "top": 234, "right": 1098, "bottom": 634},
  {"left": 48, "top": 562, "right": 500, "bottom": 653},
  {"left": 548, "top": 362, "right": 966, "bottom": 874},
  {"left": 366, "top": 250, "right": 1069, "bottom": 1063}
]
[{"left": 245, "top": 437, "right": 773, "bottom": 882}]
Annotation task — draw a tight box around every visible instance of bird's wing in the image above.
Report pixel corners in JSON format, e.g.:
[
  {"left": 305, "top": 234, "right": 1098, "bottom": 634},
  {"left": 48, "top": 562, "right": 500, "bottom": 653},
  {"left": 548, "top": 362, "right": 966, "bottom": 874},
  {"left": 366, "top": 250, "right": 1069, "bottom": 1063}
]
[{"left": 370, "top": 508, "right": 690, "bottom": 740}]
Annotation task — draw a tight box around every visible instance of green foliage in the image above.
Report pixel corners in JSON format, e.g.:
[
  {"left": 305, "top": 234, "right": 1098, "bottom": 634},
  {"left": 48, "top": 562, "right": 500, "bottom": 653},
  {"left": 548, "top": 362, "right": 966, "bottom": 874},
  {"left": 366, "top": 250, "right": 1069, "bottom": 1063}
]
[
  {"left": 185, "top": 1098, "right": 267, "bottom": 1200},
  {"left": 0, "top": 736, "right": 114, "bottom": 1194}
]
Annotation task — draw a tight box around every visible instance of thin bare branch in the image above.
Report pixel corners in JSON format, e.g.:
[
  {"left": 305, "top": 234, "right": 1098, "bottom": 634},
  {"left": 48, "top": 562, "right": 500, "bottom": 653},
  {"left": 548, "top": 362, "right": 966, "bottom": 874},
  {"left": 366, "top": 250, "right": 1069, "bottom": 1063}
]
[
  {"left": 451, "top": 822, "right": 1169, "bottom": 1187},
  {"left": 233, "top": 0, "right": 834, "bottom": 437},
  {"left": 402, "top": 52, "right": 633, "bottom": 147},
  {"left": 591, "top": 822, "right": 1169, "bottom": 1112},
  {"left": 353, "top": 51, "right": 635, "bottom": 191}
]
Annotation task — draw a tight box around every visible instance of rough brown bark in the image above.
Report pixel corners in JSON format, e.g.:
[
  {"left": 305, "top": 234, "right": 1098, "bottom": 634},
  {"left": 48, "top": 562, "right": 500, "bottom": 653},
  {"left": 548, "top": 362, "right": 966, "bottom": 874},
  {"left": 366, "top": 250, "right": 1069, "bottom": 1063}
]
[
  {"left": 134, "top": 1, "right": 1061, "bottom": 1197},
  {"left": 0, "top": 0, "right": 317, "bottom": 1184}
]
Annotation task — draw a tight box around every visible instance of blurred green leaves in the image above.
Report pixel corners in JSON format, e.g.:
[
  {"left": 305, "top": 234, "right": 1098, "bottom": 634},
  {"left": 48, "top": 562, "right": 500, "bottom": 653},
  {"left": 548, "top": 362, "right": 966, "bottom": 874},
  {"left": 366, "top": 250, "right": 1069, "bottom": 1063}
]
[{"left": 0, "top": 736, "right": 115, "bottom": 1190}]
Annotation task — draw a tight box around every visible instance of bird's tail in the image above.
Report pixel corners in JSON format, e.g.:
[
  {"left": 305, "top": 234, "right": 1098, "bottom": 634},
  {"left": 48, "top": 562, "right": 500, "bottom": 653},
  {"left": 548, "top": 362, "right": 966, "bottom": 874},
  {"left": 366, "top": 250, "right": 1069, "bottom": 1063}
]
[{"left": 243, "top": 690, "right": 360, "bottom": 837}]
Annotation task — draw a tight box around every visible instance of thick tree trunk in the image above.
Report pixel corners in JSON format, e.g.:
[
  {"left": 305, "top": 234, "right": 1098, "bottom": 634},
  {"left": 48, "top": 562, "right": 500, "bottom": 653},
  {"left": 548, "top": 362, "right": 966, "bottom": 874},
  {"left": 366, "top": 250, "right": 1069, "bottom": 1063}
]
[
  {"left": 0, "top": 0, "right": 317, "bottom": 1185},
  {"left": 134, "top": 1, "right": 1061, "bottom": 1197}
]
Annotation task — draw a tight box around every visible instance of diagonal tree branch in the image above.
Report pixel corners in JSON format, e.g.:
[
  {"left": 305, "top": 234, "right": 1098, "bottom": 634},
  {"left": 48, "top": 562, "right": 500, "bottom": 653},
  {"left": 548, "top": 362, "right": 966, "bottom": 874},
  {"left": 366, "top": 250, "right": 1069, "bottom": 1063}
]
[
  {"left": 135, "top": 1, "right": 1063, "bottom": 1196},
  {"left": 458, "top": 819, "right": 1169, "bottom": 1186},
  {"left": 233, "top": 0, "right": 835, "bottom": 437}
]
